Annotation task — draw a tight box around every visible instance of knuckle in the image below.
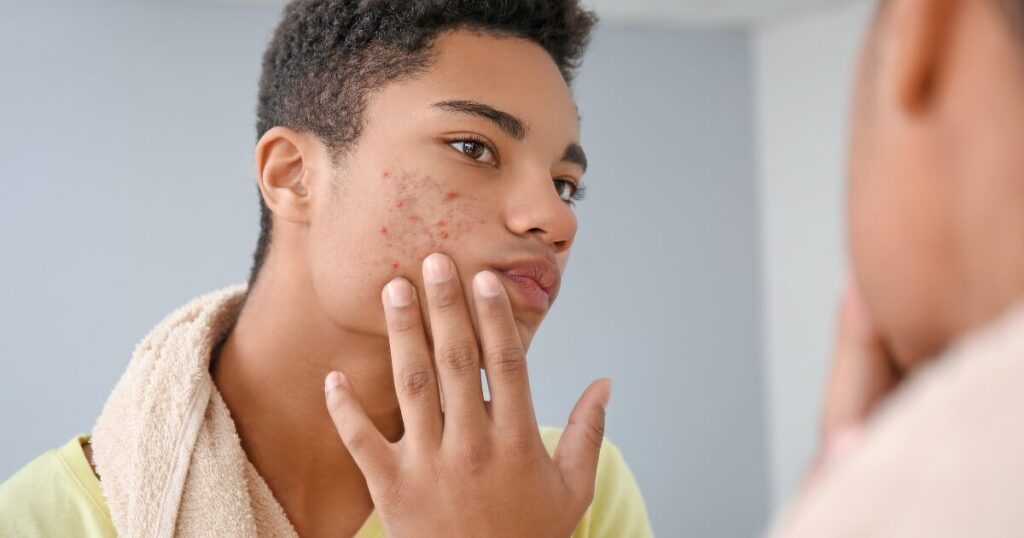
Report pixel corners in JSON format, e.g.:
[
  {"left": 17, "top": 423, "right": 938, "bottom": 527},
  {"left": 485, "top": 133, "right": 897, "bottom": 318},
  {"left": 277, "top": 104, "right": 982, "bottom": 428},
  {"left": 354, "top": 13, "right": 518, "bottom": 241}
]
[
  {"left": 342, "top": 425, "right": 369, "bottom": 452},
  {"left": 388, "top": 312, "right": 422, "bottom": 334},
  {"left": 489, "top": 346, "right": 526, "bottom": 376},
  {"left": 425, "top": 452, "right": 445, "bottom": 482},
  {"left": 572, "top": 416, "right": 606, "bottom": 449},
  {"left": 430, "top": 284, "right": 462, "bottom": 310},
  {"left": 399, "top": 368, "right": 434, "bottom": 397},
  {"left": 438, "top": 343, "right": 478, "bottom": 373},
  {"left": 454, "top": 441, "right": 492, "bottom": 476},
  {"left": 500, "top": 429, "right": 536, "bottom": 457}
]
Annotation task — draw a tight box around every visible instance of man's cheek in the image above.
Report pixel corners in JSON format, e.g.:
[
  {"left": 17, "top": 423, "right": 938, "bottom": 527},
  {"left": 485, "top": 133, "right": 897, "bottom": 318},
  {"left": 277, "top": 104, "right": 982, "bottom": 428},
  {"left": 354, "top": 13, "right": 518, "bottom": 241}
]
[{"left": 374, "top": 169, "right": 484, "bottom": 274}]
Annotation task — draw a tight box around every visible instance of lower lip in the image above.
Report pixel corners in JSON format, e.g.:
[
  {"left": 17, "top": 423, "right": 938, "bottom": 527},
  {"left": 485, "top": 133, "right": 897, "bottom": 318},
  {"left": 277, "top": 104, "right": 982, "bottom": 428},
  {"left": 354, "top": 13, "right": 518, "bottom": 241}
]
[{"left": 499, "top": 273, "right": 551, "bottom": 313}]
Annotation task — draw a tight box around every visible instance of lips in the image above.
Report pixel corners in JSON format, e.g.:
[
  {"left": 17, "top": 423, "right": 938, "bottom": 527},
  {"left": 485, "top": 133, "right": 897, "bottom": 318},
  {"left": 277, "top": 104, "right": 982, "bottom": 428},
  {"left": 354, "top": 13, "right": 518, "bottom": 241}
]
[{"left": 496, "top": 259, "right": 561, "bottom": 314}]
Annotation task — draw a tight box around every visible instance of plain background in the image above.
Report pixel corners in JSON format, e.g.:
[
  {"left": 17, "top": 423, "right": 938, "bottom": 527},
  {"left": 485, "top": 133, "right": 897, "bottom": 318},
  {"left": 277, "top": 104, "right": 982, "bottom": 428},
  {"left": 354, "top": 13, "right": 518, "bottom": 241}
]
[
  {"left": 0, "top": 0, "right": 873, "bottom": 535},
  {"left": 755, "top": 0, "right": 874, "bottom": 502}
]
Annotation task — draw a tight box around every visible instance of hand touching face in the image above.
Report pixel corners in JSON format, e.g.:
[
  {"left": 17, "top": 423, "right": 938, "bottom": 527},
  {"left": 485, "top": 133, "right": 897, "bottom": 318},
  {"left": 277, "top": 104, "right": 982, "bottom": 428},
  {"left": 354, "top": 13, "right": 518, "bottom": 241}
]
[{"left": 325, "top": 254, "right": 611, "bottom": 537}]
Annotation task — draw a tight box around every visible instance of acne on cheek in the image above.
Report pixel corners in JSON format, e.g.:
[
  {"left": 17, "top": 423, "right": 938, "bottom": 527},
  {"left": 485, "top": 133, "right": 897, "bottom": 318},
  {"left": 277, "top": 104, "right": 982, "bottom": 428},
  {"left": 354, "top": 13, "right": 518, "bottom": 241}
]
[{"left": 376, "top": 170, "right": 480, "bottom": 274}]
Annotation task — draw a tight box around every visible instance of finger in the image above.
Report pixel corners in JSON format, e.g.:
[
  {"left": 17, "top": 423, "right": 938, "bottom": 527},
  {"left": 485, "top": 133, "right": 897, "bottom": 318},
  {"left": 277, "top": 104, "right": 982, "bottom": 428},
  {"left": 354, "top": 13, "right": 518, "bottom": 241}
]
[
  {"left": 553, "top": 378, "right": 611, "bottom": 500},
  {"left": 382, "top": 278, "right": 443, "bottom": 448},
  {"left": 472, "top": 271, "right": 536, "bottom": 429},
  {"left": 421, "top": 253, "right": 487, "bottom": 429},
  {"left": 821, "top": 280, "right": 900, "bottom": 441},
  {"left": 804, "top": 423, "right": 866, "bottom": 491},
  {"left": 324, "top": 371, "right": 395, "bottom": 481}
]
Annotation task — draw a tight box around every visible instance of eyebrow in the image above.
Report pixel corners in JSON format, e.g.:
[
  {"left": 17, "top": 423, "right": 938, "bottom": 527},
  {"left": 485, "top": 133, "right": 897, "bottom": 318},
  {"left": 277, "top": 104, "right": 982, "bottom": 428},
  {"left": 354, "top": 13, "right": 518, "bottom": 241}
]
[
  {"left": 433, "top": 99, "right": 587, "bottom": 172},
  {"left": 433, "top": 99, "right": 528, "bottom": 141},
  {"left": 562, "top": 142, "right": 588, "bottom": 173}
]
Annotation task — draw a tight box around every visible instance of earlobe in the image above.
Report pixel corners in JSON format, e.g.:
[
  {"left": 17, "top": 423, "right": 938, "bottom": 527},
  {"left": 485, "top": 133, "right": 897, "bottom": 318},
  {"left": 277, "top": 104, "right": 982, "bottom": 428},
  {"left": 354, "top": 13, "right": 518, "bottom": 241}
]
[
  {"left": 254, "top": 126, "right": 316, "bottom": 225},
  {"left": 885, "top": 0, "right": 959, "bottom": 114}
]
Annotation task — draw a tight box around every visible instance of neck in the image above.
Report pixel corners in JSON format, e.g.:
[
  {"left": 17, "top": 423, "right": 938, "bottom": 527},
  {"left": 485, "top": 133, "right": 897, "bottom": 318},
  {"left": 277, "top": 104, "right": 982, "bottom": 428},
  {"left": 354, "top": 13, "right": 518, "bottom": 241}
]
[{"left": 211, "top": 256, "right": 401, "bottom": 535}]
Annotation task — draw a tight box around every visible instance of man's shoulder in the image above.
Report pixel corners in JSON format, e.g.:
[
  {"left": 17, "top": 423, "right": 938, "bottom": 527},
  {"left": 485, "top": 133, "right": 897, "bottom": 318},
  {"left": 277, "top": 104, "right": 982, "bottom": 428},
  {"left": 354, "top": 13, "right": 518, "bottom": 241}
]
[
  {"left": 0, "top": 436, "right": 115, "bottom": 537},
  {"left": 1, "top": 438, "right": 76, "bottom": 501}
]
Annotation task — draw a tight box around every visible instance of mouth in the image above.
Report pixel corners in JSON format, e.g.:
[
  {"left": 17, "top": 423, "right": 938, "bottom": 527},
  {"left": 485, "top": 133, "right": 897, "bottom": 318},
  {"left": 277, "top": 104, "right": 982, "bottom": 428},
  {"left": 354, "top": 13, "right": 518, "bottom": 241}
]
[{"left": 494, "top": 259, "right": 561, "bottom": 314}]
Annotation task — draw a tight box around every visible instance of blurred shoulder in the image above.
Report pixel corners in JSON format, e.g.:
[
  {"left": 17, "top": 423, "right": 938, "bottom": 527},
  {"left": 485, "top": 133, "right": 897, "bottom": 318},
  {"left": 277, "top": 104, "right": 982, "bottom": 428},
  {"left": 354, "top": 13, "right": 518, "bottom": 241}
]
[{"left": 770, "top": 305, "right": 1024, "bottom": 537}]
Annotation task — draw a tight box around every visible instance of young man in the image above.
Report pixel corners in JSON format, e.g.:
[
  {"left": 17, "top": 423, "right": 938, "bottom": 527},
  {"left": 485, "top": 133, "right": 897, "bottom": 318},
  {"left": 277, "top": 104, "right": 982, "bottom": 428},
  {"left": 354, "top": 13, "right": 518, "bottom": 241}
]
[
  {"left": 772, "top": 0, "right": 1024, "bottom": 535},
  {"left": 0, "top": 1, "right": 651, "bottom": 536}
]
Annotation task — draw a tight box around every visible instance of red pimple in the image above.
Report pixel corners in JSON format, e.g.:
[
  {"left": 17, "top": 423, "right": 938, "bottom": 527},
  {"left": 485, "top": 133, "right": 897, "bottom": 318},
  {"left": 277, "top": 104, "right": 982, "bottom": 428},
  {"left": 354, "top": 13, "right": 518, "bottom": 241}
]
[
  {"left": 440, "top": 232, "right": 449, "bottom": 239},
  {"left": 437, "top": 219, "right": 447, "bottom": 227},
  {"left": 395, "top": 200, "right": 405, "bottom": 209},
  {"left": 379, "top": 226, "right": 388, "bottom": 236},
  {"left": 382, "top": 171, "right": 390, "bottom": 179},
  {"left": 443, "top": 192, "right": 460, "bottom": 202},
  {"left": 390, "top": 262, "right": 400, "bottom": 271}
]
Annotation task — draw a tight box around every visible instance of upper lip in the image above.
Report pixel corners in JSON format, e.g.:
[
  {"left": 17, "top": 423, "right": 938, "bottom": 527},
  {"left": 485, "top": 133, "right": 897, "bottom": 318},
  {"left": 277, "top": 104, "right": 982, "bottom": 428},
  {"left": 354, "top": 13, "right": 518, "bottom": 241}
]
[{"left": 494, "top": 257, "right": 562, "bottom": 299}]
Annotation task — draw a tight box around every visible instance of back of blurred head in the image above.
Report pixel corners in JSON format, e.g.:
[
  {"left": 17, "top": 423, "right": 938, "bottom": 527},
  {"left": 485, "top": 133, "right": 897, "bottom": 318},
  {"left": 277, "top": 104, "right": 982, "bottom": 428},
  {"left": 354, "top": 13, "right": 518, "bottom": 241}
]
[{"left": 849, "top": 0, "right": 1024, "bottom": 370}]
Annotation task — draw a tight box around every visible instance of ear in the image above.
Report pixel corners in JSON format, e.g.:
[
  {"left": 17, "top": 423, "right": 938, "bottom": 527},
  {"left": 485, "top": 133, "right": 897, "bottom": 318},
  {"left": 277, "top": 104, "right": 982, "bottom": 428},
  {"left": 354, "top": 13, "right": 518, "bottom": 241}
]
[
  {"left": 881, "top": 0, "right": 960, "bottom": 114},
  {"left": 254, "top": 126, "right": 323, "bottom": 226}
]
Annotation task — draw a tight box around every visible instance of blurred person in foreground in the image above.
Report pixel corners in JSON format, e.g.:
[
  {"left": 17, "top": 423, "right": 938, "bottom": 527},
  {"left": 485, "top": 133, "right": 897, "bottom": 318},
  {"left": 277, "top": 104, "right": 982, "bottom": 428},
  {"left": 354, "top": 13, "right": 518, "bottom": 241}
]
[{"left": 772, "top": 0, "right": 1024, "bottom": 535}]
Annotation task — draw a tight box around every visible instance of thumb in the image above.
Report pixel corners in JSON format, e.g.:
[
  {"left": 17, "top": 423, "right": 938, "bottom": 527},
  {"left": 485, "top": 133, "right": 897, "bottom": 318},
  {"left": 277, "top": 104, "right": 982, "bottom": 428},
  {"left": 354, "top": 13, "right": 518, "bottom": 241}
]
[
  {"left": 324, "top": 371, "right": 394, "bottom": 482},
  {"left": 553, "top": 378, "right": 612, "bottom": 501}
]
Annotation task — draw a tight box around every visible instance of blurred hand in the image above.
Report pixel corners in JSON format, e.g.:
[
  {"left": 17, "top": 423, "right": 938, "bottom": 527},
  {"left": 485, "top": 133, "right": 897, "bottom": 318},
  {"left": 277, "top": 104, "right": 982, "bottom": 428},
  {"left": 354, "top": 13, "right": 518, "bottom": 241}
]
[
  {"left": 324, "top": 253, "right": 611, "bottom": 538},
  {"left": 815, "top": 279, "right": 902, "bottom": 474}
]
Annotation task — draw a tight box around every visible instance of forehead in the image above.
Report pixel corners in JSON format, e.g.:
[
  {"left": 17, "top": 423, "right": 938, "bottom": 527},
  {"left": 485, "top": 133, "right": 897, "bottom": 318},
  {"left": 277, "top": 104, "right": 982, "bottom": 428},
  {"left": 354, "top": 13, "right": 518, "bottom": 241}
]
[{"left": 367, "top": 30, "right": 581, "bottom": 139}]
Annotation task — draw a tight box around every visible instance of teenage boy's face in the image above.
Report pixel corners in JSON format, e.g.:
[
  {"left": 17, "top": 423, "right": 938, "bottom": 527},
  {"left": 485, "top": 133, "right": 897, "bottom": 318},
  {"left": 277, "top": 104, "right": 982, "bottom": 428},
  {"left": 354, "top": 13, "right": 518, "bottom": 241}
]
[{"left": 307, "top": 31, "right": 585, "bottom": 349}]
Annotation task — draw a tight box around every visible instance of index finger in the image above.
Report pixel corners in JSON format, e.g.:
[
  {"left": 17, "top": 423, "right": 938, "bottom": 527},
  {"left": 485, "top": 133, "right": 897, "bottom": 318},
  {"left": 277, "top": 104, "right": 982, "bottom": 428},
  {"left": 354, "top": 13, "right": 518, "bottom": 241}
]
[{"left": 821, "top": 282, "right": 900, "bottom": 441}]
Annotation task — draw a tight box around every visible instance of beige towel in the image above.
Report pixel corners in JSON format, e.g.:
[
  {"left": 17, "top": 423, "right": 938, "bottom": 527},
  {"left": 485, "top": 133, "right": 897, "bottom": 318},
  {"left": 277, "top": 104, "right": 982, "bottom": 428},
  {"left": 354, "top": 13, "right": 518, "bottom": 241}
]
[
  {"left": 91, "top": 286, "right": 299, "bottom": 537},
  {"left": 769, "top": 303, "right": 1024, "bottom": 537}
]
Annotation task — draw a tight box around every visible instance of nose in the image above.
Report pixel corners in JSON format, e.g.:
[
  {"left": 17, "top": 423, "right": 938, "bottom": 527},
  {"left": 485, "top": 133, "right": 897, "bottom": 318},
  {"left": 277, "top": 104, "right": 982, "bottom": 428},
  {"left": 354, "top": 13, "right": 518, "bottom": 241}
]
[{"left": 503, "top": 166, "right": 578, "bottom": 254}]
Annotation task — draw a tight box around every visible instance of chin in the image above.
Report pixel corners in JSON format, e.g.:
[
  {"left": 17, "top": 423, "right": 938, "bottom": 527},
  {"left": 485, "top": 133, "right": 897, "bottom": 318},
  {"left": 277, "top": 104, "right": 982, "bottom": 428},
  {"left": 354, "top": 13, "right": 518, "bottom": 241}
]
[{"left": 514, "top": 317, "right": 539, "bottom": 350}]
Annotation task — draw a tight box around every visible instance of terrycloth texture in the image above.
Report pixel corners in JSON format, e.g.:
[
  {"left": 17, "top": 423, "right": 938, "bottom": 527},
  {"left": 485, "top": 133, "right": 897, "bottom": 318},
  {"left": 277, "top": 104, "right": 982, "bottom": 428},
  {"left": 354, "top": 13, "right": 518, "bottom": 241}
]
[
  {"left": 91, "top": 286, "right": 299, "bottom": 538},
  {"left": 768, "top": 303, "right": 1024, "bottom": 537}
]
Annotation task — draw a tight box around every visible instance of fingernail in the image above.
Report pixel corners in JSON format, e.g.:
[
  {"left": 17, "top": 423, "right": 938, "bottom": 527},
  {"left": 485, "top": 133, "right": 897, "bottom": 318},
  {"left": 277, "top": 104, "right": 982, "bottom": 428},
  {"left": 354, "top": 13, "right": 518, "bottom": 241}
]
[
  {"left": 386, "top": 278, "right": 414, "bottom": 307},
  {"left": 423, "top": 253, "right": 452, "bottom": 284},
  {"left": 325, "top": 371, "right": 344, "bottom": 393},
  {"left": 474, "top": 271, "right": 503, "bottom": 298}
]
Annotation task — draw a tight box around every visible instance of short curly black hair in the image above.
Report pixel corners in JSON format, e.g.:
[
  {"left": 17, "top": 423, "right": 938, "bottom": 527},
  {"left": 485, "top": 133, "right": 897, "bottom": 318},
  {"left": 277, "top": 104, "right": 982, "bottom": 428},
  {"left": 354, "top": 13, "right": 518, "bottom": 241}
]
[
  {"left": 1008, "top": 0, "right": 1024, "bottom": 32},
  {"left": 248, "top": 0, "right": 598, "bottom": 289}
]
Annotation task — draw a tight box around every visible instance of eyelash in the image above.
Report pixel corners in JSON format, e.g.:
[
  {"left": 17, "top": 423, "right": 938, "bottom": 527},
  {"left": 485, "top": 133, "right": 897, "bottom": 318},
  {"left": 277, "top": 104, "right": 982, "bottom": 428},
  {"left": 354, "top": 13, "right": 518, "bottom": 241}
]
[
  {"left": 447, "top": 134, "right": 499, "bottom": 166},
  {"left": 555, "top": 180, "right": 587, "bottom": 206},
  {"left": 446, "top": 135, "right": 587, "bottom": 206}
]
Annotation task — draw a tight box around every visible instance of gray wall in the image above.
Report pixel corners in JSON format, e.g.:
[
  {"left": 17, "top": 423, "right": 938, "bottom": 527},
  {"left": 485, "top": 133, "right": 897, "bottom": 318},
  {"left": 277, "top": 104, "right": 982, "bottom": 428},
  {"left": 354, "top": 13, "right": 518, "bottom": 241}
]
[
  {"left": 754, "top": 0, "right": 872, "bottom": 504},
  {"left": 0, "top": 3, "right": 768, "bottom": 536},
  {"left": 0, "top": 0, "right": 274, "bottom": 485},
  {"left": 535, "top": 27, "right": 768, "bottom": 536}
]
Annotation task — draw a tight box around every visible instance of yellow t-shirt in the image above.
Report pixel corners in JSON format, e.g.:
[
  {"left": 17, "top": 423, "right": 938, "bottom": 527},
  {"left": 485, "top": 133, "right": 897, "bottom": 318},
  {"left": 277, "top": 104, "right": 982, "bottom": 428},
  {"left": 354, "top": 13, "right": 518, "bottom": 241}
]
[{"left": 1, "top": 428, "right": 652, "bottom": 537}]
